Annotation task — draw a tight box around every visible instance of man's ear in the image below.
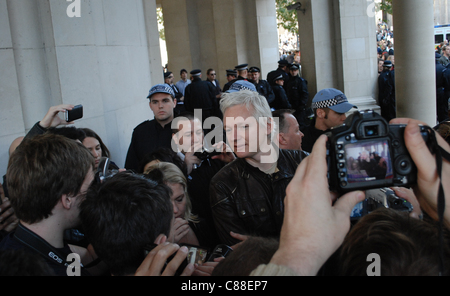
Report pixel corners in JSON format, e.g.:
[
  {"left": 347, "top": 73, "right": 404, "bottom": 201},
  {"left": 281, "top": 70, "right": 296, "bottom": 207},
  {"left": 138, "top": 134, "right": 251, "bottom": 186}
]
[
  {"left": 316, "top": 108, "right": 326, "bottom": 119},
  {"left": 278, "top": 133, "right": 288, "bottom": 146},
  {"left": 61, "top": 194, "right": 73, "bottom": 210}
]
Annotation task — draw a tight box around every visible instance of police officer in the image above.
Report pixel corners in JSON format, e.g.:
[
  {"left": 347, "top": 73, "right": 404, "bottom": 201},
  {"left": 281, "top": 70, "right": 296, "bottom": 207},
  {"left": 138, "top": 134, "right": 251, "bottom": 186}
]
[
  {"left": 267, "top": 60, "right": 290, "bottom": 87},
  {"left": 222, "top": 64, "right": 250, "bottom": 92},
  {"left": 184, "top": 69, "right": 219, "bottom": 120},
  {"left": 378, "top": 60, "right": 396, "bottom": 122},
  {"left": 248, "top": 66, "right": 275, "bottom": 106},
  {"left": 285, "top": 64, "right": 309, "bottom": 128}
]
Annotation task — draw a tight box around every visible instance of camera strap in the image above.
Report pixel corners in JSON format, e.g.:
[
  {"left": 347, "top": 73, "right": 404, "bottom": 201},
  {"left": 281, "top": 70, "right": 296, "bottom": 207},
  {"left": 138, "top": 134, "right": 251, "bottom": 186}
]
[
  {"left": 427, "top": 127, "right": 450, "bottom": 276},
  {"left": 13, "top": 223, "right": 81, "bottom": 268}
]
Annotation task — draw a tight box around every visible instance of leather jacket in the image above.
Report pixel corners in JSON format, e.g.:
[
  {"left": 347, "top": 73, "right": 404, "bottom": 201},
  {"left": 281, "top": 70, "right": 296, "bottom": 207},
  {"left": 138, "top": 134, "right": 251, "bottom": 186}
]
[{"left": 209, "top": 149, "right": 309, "bottom": 245}]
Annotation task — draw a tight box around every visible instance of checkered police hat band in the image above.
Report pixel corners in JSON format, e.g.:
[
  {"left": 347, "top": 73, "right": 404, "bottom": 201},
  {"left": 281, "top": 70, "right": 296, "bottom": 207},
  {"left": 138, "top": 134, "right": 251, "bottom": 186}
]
[{"left": 312, "top": 94, "right": 348, "bottom": 109}]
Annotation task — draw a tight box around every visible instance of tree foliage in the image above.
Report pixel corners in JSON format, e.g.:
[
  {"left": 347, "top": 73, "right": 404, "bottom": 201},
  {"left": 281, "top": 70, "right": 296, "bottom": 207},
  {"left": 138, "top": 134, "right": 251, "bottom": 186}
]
[
  {"left": 276, "top": 0, "right": 299, "bottom": 35},
  {"left": 378, "top": 0, "right": 393, "bottom": 15}
]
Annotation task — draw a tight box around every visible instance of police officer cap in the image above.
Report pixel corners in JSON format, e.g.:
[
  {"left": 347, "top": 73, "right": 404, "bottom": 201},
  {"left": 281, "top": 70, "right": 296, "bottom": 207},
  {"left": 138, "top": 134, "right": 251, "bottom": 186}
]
[
  {"left": 278, "top": 60, "right": 290, "bottom": 66},
  {"left": 235, "top": 64, "right": 248, "bottom": 71},
  {"left": 190, "top": 69, "right": 202, "bottom": 76},
  {"left": 226, "top": 69, "right": 237, "bottom": 76},
  {"left": 249, "top": 67, "right": 260, "bottom": 73},
  {"left": 273, "top": 74, "right": 284, "bottom": 82},
  {"left": 290, "top": 64, "right": 300, "bottom": 70},
  {"left": 383, "top": 60, "right": 393, "bottom": 68},
  {"left": 164, "top": 71, "right": 173, "bottom": 78},
  {"left": 147, "top": 84, "right": 175, "bottom": 99},
  {"left": 312, "top": 88, "right": 357, "bottom": 114},
  {"left": 226, "top": 80, "right": 257, "bottom": 93}
]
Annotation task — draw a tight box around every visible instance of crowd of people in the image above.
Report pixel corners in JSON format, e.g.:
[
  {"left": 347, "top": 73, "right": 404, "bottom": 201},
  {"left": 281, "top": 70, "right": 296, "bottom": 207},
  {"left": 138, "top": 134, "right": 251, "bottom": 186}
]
[
  {"left": 1, "top": 53, "right": 450, "bottom": 277},
  {"left": 377, "top": 26, "right": 450, "bottom": 124}
]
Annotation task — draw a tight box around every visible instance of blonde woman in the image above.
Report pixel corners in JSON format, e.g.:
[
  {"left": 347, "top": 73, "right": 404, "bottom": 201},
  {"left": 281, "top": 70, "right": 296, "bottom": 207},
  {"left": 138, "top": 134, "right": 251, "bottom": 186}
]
[{"left": 144, "top": 162, "right": 214, "bottom": 248}]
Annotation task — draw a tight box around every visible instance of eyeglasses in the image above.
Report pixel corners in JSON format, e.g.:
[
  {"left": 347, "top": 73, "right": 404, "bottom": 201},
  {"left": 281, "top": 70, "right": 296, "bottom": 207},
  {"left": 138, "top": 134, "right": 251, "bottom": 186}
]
[{"left": 210, "top": 73, "right": 216, "bottom": 76}]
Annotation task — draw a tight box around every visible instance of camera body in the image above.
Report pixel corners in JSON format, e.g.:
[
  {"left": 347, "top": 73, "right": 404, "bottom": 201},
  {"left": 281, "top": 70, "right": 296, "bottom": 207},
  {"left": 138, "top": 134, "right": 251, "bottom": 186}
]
[
  {"left": 351, "top": 188, "right": 413, "bottom": 220},
  {"left": 326, "top": 110, "right": 429, "bottom": 193}
]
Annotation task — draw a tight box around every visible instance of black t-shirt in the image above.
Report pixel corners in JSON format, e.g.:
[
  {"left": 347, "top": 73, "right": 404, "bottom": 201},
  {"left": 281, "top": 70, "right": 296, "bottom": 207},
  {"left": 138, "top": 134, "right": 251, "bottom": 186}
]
[
  {"left": 0, "top": 232, "right": 91, "bottom": 276},
  {"left": 125, "top": 120, "right": 173, "bottom": 171}
]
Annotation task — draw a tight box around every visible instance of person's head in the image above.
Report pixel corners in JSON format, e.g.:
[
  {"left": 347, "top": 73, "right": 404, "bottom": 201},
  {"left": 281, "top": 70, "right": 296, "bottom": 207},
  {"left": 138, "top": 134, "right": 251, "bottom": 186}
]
[
  {"left": 7, "top": 134, "right": 94, "bottom": 225},
  {"left": 289, "top": 64, "right": 300, "bottom": 77},
  {"left": 8, "top": 136, "right": 24, "bottom": 158},
  {"left": 278, "top": 60, "right": 289, "bottom": 72},
  {"left": 339, "top": 208, "right": 450, "bottom": 276},
  {"left": 220, "top": 90, "right": 275, "bottom": 159},
  {"left": 443, "top": 45, "right": 450, "bottom": 58},
  {"left": 172, "top": 112, "right": 204, "bottom": 154},
  {"left": 164, "top": 71, "right": 174, "bottom": 85},
  {"left": 46, "top": 126, "right": 86, "bottom": 142},
  {"left": 190, "top": 69, "right": 202, "bottom": 79},
  {"left": 248, "top": 67, "right": 261, "bottom": 82},
  {"left": 147, "top": 84, "right": 177, "bottom": 125},
  {"left": 144, "top": 162, "right": 195, "bottom": 222},
  {"left": 382, "top": 60, "right": 393, "bottom": 71},
  {"left": 271, "top": 72, "right": 285, "bottom": 86},
  {"left": 138, "top": 147, "right": 188, "bottom": 176},
  {"left": 80, "top": 128, "right": 110, "bottom": 169},
  {"left": 226, "top": 69, "right": 237, "bottom": 82},
  {"left": 312, "top": 88, "right": 357, "bottom": 131},
  {"left": 180, "top": 69, "right": 188, "bottom": 80},
  {"left": 378, "top": 59, "right": 384, "bottom": 73},
  {"left": 235, "top": 64, "right": 248, "bottom": 79},
  {"left": 212, "top": 237, "right": 279, "bottom": 276},
  {"left": 80, "top": 172, "right": 173, "bottom": 276},
  {"left": 206, "top": 69, "right": 217, "bottom": 82},
  {"left": 272, "top": 109, "right": 304, "bottom": 151}
]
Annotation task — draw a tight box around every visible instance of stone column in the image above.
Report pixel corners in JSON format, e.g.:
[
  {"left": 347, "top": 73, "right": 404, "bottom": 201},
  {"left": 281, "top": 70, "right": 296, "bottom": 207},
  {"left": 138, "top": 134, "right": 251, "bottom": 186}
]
[
  {"left": 392, "top": 0, "right": 436, "bottom": 125},
  {"left": 297, "top": 0, "right": 379, "bottom": 113}
]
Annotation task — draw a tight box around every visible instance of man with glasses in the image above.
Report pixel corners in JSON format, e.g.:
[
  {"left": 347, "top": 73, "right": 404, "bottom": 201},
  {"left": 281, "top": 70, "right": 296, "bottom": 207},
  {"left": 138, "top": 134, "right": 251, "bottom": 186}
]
[{"left": 206, "top": 68, "right": 222, "bottom": 100}]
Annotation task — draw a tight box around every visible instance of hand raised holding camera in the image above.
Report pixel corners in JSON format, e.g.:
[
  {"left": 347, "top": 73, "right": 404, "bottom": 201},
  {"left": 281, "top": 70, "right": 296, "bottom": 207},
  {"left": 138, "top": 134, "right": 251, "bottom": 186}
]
[{"left": 39, "top": 104, "right": 76, "bottom": 128}]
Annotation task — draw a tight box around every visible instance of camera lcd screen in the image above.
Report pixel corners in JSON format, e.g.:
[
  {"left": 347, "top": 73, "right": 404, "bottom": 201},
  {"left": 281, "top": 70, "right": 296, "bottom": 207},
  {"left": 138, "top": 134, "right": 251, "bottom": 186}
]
[{"left": 345, "top": 140, "right": 393, "bottom": 183}]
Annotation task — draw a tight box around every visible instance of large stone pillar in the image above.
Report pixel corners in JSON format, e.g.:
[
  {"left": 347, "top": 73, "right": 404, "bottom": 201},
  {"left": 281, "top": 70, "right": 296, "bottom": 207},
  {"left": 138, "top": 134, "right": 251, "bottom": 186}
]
[
  {"left": 0, "top": 0, "right": 163, "bottom": 175},
  {"left": 161, "top": 0, "right": 278, "bottom": 86},
  {"left": 297, "top": 0, "right": 379, "bottom": 113},
  {"left": 392, "top": 0, "right": 436, "bottom": 125}
]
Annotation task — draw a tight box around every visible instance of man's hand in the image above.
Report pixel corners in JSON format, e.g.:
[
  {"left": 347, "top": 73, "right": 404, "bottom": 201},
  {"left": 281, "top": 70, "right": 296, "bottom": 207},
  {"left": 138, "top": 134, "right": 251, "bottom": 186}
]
[
  {"left": 270, "top": 135, "right": 365, "bottom": 276},
  {"left": 135, "top": 242, "right": 194, "bottom": 276}
]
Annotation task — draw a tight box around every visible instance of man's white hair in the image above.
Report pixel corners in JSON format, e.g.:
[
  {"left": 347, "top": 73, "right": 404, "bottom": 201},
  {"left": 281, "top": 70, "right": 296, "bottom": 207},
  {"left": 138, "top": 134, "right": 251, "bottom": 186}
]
[{"left": 220, "top": 90, "right": 276, "bottom": 133}]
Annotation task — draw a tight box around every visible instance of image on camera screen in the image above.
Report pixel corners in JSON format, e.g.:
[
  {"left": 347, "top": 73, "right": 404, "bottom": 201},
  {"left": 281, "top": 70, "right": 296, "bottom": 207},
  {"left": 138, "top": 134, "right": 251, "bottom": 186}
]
[{"left": 345, "top": 140, "right": 393, "bottom": 183}]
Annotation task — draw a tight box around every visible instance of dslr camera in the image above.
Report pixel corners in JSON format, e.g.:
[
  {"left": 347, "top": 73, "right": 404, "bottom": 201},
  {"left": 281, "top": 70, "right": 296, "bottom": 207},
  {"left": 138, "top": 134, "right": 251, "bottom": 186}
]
[{"left": 326, "top": 110, "right": 430, "bottom": 193}]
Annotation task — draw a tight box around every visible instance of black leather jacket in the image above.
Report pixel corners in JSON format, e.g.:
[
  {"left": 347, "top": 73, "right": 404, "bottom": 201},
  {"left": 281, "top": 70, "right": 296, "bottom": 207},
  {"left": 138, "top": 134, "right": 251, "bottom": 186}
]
[{"left": 209, "top": 149, "right": 309, "bottom": 245}]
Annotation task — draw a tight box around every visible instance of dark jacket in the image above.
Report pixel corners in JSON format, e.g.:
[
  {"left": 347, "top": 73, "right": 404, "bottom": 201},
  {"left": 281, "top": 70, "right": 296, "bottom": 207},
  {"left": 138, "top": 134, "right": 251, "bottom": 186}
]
[
  {"left": 378, "top": 69, "right": 396, "bottom": 122},
  {"left": 255, "top": 80, "right": 275, "bottom": 105},
  {"left": 209, "top": 149, "right": 309, "bottom": 246},
  {"left": 271, "top": 85, "right": 292, "bottom": 110},
  {"left": 184, "top": 77, "right": 219, "bottom": 118}
]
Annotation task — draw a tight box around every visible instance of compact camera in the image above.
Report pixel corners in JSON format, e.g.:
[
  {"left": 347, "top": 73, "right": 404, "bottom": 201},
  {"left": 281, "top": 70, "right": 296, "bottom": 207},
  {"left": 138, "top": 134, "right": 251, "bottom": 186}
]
[{"left": 326, "top": 110, "right": 430, "bottom": 193}]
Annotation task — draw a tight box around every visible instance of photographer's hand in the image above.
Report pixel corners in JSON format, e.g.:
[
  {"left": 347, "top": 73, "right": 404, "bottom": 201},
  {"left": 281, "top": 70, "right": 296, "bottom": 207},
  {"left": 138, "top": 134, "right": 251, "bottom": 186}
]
[
  {"left": 135, "top": 242, "right": 194, "bottom": 276},
  {"left": 269, "top": 135, "right": 365, "bottom": 276},
  {"left": 39, "top": 104, "right": 75, "bottom": 128},
  {"left": 391, "top": 118, "right": 450, "bottom": 227}
]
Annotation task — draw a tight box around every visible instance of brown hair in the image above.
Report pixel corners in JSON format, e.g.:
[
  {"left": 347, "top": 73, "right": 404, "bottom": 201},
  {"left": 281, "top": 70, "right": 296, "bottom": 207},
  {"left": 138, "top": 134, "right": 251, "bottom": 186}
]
[
  {"left": 339, "top": 208, "right": 450, "bottom": 276},
  {"left": 7, "top": 134, "right": 94, "bottom": 224}
]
